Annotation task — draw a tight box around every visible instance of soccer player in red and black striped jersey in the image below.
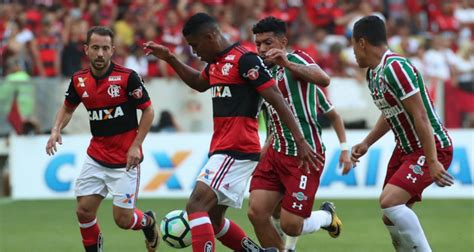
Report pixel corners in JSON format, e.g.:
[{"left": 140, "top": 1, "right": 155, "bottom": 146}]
[
  {"left": 350, "top": 16, "right": 454, "bottom": 251},
  {"left": 144, "top": 13, "right": 320, "bottom": 252},
  {"left": 46, "top": 27, "right": 159, "bottom": 252}
]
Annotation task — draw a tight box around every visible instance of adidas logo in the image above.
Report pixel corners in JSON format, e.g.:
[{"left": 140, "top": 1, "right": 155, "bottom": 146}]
[
  {"left": 223, "top": 183, "right": 230, "bottom": 190},
  {"left": 82, "top": 91, "right": 89, "bottom": 98}
]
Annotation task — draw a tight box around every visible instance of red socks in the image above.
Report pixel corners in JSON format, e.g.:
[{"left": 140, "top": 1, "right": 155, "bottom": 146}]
[
  {"left": 127, "top": 209, "right": 149, "bottom": 230},
  {"left": 79, "top": 218, "right": 101, "bottom": 248},
  {"left": 215, "top": 218, "right": 247, "bottom": 251},
  {"left": 189, "top": 212, "right": 215, "bottom": 252}
]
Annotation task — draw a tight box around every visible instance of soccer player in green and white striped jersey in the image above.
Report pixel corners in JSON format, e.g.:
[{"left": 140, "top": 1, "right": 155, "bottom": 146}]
[
  {"left": 350, "top": 16, "right": 454, "bottom": 252},
  {"left": 248, "top": 16, "right": 344, "bottom": 251}
]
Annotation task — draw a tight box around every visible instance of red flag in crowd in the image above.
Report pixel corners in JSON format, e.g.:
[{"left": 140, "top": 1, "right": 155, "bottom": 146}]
[{"left": 7, "top": 91, "right": 23, "bottom": 134}]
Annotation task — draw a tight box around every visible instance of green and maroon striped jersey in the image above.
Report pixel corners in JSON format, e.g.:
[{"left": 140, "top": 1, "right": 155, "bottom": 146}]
[
  {"left": 263, "top": 50, "right": 325, "bottom": 156},
  {"left": 368, "top": 50, "right": 451, "bottom": 153},
  {"left": 316, "top": 87, "right": 334, "bottom": 114}
]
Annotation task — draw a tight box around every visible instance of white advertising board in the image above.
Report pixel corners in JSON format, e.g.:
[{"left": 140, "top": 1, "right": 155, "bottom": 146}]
[{"left": 10, "top": 130, "right": 474, "bottom": 199}]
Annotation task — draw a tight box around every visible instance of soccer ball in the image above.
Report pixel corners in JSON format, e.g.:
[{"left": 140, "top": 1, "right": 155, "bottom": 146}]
[{"left": 160, "top": 210, "right": 192, "bottom": 248}]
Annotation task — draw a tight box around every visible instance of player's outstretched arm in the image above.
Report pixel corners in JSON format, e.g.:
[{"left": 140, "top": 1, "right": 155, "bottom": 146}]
[
  {"left": 46, "top": 104, "right": 76, "bottom": 156},
  {"left": 401, "top": 93, "right": 454, "bottom": 187},
  {"left": 260, "top": 85, "right": 324, "bottom": 173},
  {"left": 143, "top": 41, "right": 210, "bottom": 92},
  {"left": 265, "top": 48, "right": 330, "bottom": 86},
  {"left": 326, "top": 109, "right": 351, "bottom": 174}
]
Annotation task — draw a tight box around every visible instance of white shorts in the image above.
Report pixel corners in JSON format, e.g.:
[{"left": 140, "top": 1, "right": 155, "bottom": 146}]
[
  {"left": 197, "top": 154, "right": 257, "bottom": 208},
  {"left": 74, "top": 155, "right": 140, "bottom": 209}
]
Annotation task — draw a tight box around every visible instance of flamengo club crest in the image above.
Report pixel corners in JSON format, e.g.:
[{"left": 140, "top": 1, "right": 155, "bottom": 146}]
[{"left": 108, "top": 84, "right": 121, "bottom": 98}]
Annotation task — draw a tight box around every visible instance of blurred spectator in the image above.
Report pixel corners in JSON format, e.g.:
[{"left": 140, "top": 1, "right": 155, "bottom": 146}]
[
  {"left": 151, "top": 110, "right": 181, "bottom": 133},
  {"left": 114, "top": 11, "right": 135, "bottom": 46},
  {"left": 61, "top": 15, "right": 88, "bottom": 76},
  {"left": 0, "top": 1, "right": 472, "bottom": 129},
  {"left": 217, "top": 6, "right": 240, "bottom": 43},
  {"left": 4, "top": 17, "right": 45, "bottom": 76},
  {"left": 125, "top": 44, "right": 148, "bottom": 77},
  {"left": 423, "top": 34, "right": 458, "bottom": 99},
  {"left": 0, "top": 57, "right": 34, "bottom": 126},
  {"left": 388, "top": 19, "right": 420, "bottom": 56},
  {"left": 36, "top": 17, "right": 61, "bottom": 77}
]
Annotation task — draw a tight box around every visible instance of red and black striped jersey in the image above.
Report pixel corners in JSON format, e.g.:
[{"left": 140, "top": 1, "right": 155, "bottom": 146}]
[
  {"left": 65, "top": 63, "right": 152, "bottom": 168},
  {"left": 201, "top": 43, "right": 275, "bottom": 160}
]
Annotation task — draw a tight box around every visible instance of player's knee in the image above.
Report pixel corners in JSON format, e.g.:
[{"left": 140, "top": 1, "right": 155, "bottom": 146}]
[
  {"left": 76, "top": 206, "right": 95, "bottom": 222},
  {"left": 281, "top": 221, "right": 302, "bottom": 237},
  {"left": 114, "top": 214, "right": 132, "bottom": 229},
  {"left": 379, "top": 195, "right": 397, "bottom": 209},
  {"left": 247, "top": 204, "right": 270, "bottom": 224},
  {"left": 186, "top": 197, "right": 207, "bottom": 214}
]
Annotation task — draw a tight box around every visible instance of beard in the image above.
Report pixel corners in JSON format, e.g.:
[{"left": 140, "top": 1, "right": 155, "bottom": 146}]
[{"left": 91, "top": 59, "right": 107, "bottom": 71}]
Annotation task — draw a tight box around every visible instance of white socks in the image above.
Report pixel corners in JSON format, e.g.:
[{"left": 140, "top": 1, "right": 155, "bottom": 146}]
[
  {"left": 285, "top": 235, "right": 299, "bottom": 250},
  {"left": 301, "top": 210, "right": 332, "bottom": 235},
  {"left": 383, "top": 205, "right": 431, "bottom": 252}
]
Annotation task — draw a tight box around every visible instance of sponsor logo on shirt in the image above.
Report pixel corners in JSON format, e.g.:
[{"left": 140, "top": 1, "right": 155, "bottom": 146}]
[
  {"left": 225, "top": 54, "right": 235, "bottom": 61},
  {"left": 88, "top": 106, "right": 124, "bottom": 121},
  {"left": 108, "top": 76, "right": 122, "bottom": 81},
  {"left": 244, "top": 65, "right": 260, "bottom": 80},
  {"left": 77, "top": 77, "right": 86, "bottom": 87},
  {"left": 292, "top": 192, "right": 308, "bottom": 201},
  {"left": 211, "top": 86, "right": 232, "bottom": 98},
  {"left": 130, "top": 86, "right": 143, "bottom": 99}
]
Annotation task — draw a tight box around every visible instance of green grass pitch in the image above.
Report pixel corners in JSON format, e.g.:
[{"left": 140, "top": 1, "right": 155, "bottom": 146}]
[{"left": 1, "top": 199, "right": 472, "bottom": 251}]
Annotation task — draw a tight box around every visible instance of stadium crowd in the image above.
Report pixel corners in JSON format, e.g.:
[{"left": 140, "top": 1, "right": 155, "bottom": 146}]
[{"left": 0, "top": 0, "right": 473, "bottom": 129}]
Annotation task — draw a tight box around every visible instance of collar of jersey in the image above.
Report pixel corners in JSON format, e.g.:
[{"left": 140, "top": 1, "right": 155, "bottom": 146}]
[
  {"left": 215, "top": 42, "right": 240, "bottom": 60},
  {"left": 374, "top": 49, "right": 392, "bottom": 71}
]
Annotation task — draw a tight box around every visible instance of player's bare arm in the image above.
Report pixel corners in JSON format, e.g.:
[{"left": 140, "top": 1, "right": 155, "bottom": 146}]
[
  {"left": 143, "top": 41, "right": 210, "bottom": 92},
  {"left": 265, "top": 48, "right": 330, "bottom": 86},
  {"left": 326, "top": 109, "right": 351, "bottom": 174},
  {"left": 126, "top": 105, "right": 154, "bottom": 171},
  {"left": 351, "top": 114, "right": 390, "bottom": 166},
  {"left": 46, "top": 104, "right": 76, "bottom": 156},
  {"left": 259, "top": 85, "right": 324, "bottom": 173},
  {"left": 401, "top": 93, "right": 454, "bottom": 187}
]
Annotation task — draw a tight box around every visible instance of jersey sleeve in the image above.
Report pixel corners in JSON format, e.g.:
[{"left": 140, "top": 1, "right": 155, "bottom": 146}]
[
  {"left": 291, "top": 50, "right": 317, "bottom": 65},
  {"left": 126, "top": 71, "right": 151, "bottom": 110},
  {"left": 383, "top": 60, "right": 420, "bottom": 100},
  {"left": 200, "top": 64, "right": 210, "bottom": 81},
  {"left": 64, "top": 77, "right": 81, "bottom": 108},
  {"left": 238, "top": 53, "right": 275, "bottom": 92},
  {"left": 316, "top": 87, "right": 334, "bottom": 114}
]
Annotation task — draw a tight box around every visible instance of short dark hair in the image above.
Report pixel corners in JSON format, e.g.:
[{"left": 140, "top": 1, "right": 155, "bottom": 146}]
[
  {"left": 353, "top": 15, "right": 387, "bottom": 46},
  {"left": 252, "top": 16, "right": 287, "bottom": 36},
  {"left": 86, "top": 26, "right": 114, "bottom": 45},
  {"left": 182, "top": 13, "right": 217, "bottom": 37}
]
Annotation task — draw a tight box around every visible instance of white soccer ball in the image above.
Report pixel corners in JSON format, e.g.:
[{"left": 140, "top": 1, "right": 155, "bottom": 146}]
[{"left": 160, "top": 210, "right": 192, "bottom": 248}]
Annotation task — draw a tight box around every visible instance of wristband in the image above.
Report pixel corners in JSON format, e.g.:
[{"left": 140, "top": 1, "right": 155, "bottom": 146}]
[{"left": 340, "top": 142, "right": 349, "bottom": 151}]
